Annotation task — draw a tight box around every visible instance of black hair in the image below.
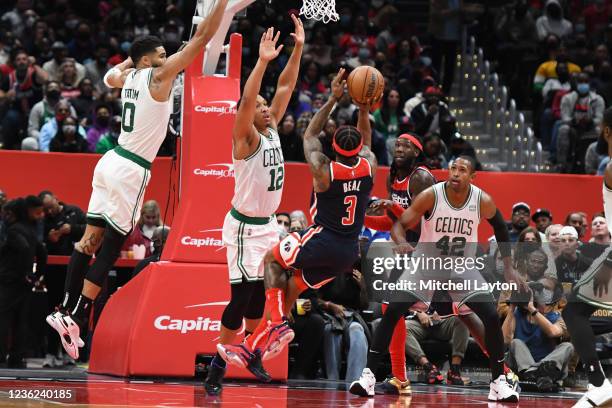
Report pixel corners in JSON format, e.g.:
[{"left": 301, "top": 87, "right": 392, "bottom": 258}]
[
  {"left": 380, "top": 88, "right": 402, "bottom": 127},
  {"left": 3, "top": 198, "right": 27, "bottom": 223},
  {"left": 334, "top": 126, "right": 362, "bottom": 157},
  {"left": 276, "top": 212, "right": 290, "bottom": 219},
  {"left": 10, "top": 47, "right": 28, "bottom": 63},
  {"left": 25, "top": 195, "right": 43, "bottom": 209},
  {"left": 38, "top": 190, "right": 53, "bottom": 200},
  {"left": 129, "top": 35, "right": 163, "bottom": 64},
  {"left": 455, "top": 155, "right": 477, "bottom": 172}
]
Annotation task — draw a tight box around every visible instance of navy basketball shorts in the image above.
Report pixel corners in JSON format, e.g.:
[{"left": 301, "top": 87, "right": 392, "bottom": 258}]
[{"left": 273, "top": 225, "right": 359, "bottom": 289}]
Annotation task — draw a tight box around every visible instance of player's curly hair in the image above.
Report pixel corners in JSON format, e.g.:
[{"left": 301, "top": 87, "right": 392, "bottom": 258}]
[
  {"left": 130, "top": 35, "right": 163, "bottom": 64},
  {"left": 333, "top": 126, "right": 362, "bottom": 157}
]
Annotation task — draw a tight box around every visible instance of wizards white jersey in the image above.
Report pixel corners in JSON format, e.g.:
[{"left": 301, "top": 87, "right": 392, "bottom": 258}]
[
  {"left": 118, "top": 68, "right": 173, "bottom": 162},
  {"left": 418, "top": 182, "right": 482, "bottom": 258},
  {"left": 231, "top": 128, "right": 284, "bottom": 217},
  {"left": 604, "top": 182, "right": 612, "bottom": 232}
]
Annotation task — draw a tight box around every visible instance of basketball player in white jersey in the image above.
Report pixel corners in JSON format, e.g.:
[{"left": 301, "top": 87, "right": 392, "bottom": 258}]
[
  {"left": 46, "top": 0, "right": 229, "bottom": 360},
  {"left": 561, "top": 108, "right": 612, "bottom": 408},
  {"left": 351, "top": 156, "right": 527, "bottom": 401},
  {"left": 204, "top": 16, "right": 305, "bottom": 395}
]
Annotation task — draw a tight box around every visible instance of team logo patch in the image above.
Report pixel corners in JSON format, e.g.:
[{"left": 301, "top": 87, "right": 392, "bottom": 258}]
[{"left": 469, "top": 205, "right": 477, "bottom": 211}]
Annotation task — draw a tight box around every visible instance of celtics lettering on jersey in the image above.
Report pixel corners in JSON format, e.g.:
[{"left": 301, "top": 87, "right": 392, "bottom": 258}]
[
  {"left": 418, "top": 182, "right": 482, "bottom": 259},
  {"left": 263, "top": 145, "right": 284, "bottom": 192},
  {"left": 232, "top": 129, "right": 285, "bottom": 217}
]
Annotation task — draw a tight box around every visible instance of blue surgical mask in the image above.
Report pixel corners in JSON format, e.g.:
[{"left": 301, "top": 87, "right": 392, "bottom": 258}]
[{"left": 577, "top": 83, "right": 590, "bottom": 95}]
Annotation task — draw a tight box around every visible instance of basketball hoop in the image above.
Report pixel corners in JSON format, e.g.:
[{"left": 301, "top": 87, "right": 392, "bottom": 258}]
[{"left": 300, "top": 0, "right": 339, "bottom": 24}]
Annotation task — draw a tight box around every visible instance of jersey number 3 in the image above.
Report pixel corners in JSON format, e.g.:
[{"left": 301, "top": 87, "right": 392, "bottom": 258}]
[{"left": 342, "top": 195, "right": 357, "bottom": 226}]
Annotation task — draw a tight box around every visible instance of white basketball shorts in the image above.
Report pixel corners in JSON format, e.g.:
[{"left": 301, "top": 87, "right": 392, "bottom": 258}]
[{"left": 86, "top": 147, "right": 151, "bottom": 235}]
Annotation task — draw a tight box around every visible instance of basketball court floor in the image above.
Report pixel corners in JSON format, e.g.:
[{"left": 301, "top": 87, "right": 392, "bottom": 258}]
[{"left": 0, "top": 367, "right": 588, "bottom": 407}]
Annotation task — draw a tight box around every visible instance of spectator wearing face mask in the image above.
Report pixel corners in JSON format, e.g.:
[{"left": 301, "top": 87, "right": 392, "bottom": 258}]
[
  {"left": 85, "top": 43, "right": 112, "bottom": 94},
  {"left": 533, "top": 36, "right": 581, "bottom": 96},
  {"left": 556, "top": 72, "right": 605, "bottom": 173},
  {"left": 535, "top": 0, "right": 573, "bottom": 41},
  {"left": 48, "top": 116, "right": 88, "bottom": 153},
  {"left": 86, "top": 104, "right": 111, "bottom": 152},
  {"left": 346, "top": 47, "right": 375, "bottom": 70},
  {"left": 95, "top": 115, "right": 122, "bottom": 154},
  {"left": 27, "top": 80, "right": 77, "bottom": 143},
  {"left": 38, "top": 100, "right": 84, "bottom": 152}
]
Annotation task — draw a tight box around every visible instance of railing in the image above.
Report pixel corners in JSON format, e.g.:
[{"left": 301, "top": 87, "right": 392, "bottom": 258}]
[{"left": 457, "top": 35, "right": 543, "bottom": 172}]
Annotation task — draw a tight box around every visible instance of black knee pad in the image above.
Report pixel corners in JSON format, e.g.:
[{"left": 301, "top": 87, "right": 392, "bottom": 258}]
[
  {"left": 221, "top": 281, "right": 260, "bottom": 330},
  {"left": 85, "top": 227, "right": 128, "bottom": 287},
  {"left": 244, "top": 281, "right": 265, "bottom": 320}
]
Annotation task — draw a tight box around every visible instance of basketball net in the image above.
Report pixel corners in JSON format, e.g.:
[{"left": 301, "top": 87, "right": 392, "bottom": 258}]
[{"left": 299, "top": 0, "right": 339, "bottom": 24}]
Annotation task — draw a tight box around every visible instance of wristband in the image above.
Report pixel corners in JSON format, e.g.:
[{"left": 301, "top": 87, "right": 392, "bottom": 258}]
[{"left": 103, "top": 67, "right": 121, "bottom": 88}]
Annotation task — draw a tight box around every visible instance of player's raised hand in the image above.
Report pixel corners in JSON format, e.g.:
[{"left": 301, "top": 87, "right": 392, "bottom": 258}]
[
  {"left": 260, "top": 27, "right": 283, "bottom": 62},
  {"left": 289, "top": 14, "right": 305, "bottom": 46},
  {"left": 331, "top": 68, "right": 347, "bottom": 100}
]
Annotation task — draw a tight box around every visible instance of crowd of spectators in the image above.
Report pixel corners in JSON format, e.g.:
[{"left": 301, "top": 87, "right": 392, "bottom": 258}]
[
  {"left": 480, "top": 0, "right": 612, "bottom": 173},
  {"left": 0, "top": 0, "right": 485, "bottom": 169}
]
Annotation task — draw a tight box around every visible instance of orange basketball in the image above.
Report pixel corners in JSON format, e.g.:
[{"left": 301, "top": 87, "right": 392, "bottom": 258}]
[{"left": 347, "top": 66, "right": 385, "bottom": 104}]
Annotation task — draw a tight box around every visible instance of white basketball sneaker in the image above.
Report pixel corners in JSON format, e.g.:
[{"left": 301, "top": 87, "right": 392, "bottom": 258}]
[
  {"left": 488, "top": 374, "right": 519, "bottom": 402},
  {"left": 46, "top": 311, "right": 84, "bottom": 360},
  {"left": 572, "top": 379, "right": 612, "bottom": 408},
  {"left": 349, "top": 368, "right": 377, "bottom": 397}
]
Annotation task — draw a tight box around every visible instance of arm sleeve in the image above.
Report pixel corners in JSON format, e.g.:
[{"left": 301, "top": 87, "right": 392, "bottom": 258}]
[
  {"left": 364, "top": 214, "right": 394, "bottom": 231},
  {"left": 487, "top": 209, "right": 511, "bottom": 258}
]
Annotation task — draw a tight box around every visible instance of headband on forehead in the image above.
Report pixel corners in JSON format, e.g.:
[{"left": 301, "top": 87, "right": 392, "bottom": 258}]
[
  {"left": 398, "top": 133, "right": 423, "bottom": 152},
  {"left": 333, "top": 126, "right": 363, "bottom": 157}
]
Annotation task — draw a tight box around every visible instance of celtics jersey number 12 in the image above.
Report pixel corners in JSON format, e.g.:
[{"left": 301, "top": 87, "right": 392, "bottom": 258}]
[{"left": 231, "top": 128, "right": 284, "bottom": 217}]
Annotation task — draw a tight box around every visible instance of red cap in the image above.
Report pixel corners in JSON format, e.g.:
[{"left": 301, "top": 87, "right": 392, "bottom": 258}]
[
  {"left": 398, "top": 133, "right": 423, "bottom": 152},
  {"left": 424, "top": 86, "right": 443, "bottom": 95}
]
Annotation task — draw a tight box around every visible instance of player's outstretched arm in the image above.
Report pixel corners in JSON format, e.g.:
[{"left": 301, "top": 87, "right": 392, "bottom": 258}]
[
  {"left": 155, "top": 0, "right": 228, "bottom": 81},
  {"left": 269, "top": 14, "right": 304, "bottom": 127},
  {"left": 391, "top": 187, "right": 435, "bottom": 246},
  {"left": 103, "top": 57, "right": 134, "bottom": 89},
  {"left": 233, "top": 27, "right": 283, "bottom": 156},
  {"left": 354, "top": 100, "right": 378, "bottom": 174},
  {"left": 482, "top": 192, "right": 529, "bottom": 293}
]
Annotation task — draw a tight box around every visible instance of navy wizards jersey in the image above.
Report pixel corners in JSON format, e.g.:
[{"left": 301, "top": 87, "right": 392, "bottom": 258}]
[{"left": 309, "top": 157, "right": 374, "bottom": 238}]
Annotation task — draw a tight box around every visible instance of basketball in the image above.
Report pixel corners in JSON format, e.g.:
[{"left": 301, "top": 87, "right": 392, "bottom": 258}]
[{"left": 347, "top": 66, "right": 385, "bottom": 104}]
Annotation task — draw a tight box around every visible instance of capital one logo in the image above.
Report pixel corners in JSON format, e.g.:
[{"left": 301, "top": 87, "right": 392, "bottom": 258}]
[
  {"left": 193, "top": 163, "right": 234, "bottom": 178},
  {"left": 194, "top": 100, "right": 237, "bottom": 116},
  {"left": 154, "top": 301, "right": 245, "bottom": 336},
  {"left": 181, "top": 228, "right": 224, "bottom": 251}
]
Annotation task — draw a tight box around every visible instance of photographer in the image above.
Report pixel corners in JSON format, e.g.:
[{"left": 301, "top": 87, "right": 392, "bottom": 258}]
[
  {"left": 498, "top": 248, "right": 551, "bottom": 318},
  {"left": 502, "top": 277, "right": 573, "bottom": 392}
]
